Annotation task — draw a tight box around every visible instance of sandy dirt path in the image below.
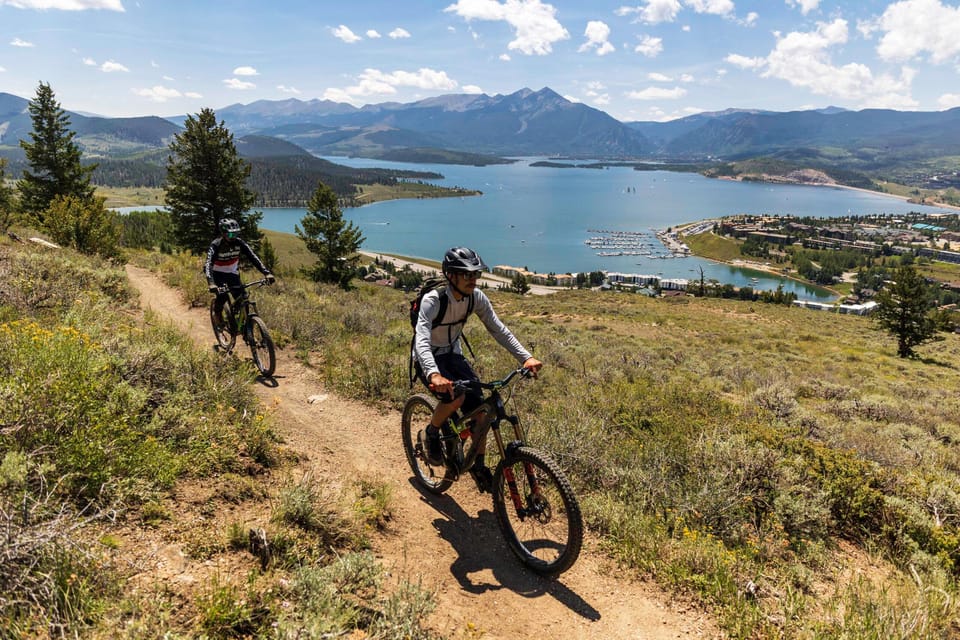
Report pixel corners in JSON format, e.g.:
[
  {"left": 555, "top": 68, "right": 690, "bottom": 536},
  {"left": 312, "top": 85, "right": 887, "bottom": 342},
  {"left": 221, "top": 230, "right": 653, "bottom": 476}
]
[{"left": 125, "top": 264, "right": 720, "bottom": 640}]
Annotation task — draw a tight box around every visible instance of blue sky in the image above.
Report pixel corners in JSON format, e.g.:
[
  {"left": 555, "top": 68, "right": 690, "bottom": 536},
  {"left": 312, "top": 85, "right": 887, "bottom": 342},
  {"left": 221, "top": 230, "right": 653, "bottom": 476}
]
[{"left": 3, "top": 0, "right": 960, "bottom": 122}]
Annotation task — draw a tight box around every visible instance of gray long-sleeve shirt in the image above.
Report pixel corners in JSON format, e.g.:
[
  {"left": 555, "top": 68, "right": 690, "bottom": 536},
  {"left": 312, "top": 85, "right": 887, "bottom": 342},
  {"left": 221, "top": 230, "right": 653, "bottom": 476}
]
[{"left": 414, "top": 285, "right": 532, "bottom": 380}]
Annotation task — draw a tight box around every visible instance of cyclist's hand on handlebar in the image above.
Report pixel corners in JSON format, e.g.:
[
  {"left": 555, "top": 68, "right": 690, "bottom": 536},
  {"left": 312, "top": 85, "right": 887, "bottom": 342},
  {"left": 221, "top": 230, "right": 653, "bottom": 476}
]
[
  {"left": 265, "top": 273, "right": 276, "bottom": 284},
  {"left": 521, "top": 357, "right": 543, "bottom": 378},
  {"left": 428, "top": 372, "right": 454, "bottom": 395},
  {"left": 208, "top": 284, "right": 219, "bottom": 294}
]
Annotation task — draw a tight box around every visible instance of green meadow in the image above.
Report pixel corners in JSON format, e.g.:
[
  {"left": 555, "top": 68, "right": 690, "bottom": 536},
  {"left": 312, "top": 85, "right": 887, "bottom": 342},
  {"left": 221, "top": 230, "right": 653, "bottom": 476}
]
[{"left": 4, "top": 229, "right": 960, "bottom": 637}]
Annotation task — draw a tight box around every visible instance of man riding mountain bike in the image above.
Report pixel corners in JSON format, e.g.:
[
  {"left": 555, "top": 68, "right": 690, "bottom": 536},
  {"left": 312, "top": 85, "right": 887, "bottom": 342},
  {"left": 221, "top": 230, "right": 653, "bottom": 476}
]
[
  {"left": 204, "top": 218, "right": 275, "bottom": 330},
  {"left": 412, "top": 246, "right": 542, "bottom": 493}
]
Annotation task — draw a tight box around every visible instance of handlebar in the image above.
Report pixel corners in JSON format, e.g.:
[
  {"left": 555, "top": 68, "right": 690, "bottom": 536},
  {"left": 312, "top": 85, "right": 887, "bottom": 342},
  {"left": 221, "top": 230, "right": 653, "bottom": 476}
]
[
  {"left": 214, "top": 278, "right": 273, "bottom": 294},
  {"left": 452, "top": 367, "right": 534, "bottom": 394}
]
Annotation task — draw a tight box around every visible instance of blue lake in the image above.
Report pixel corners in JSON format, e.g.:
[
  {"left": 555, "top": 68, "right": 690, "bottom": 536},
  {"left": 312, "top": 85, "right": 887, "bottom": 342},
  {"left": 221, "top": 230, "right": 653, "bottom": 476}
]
[
  {"left": 254, "top": 157, "right": 954, "bottom": 301},
  {"left": 118, "top": 157, "right": 953, "bottom": 301}
]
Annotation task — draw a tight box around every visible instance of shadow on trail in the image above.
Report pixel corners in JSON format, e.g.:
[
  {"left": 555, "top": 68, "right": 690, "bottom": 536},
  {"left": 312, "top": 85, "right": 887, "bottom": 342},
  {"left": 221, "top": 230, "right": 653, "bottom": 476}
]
[
  {"left": 409, "top": 478, "right": 599, "bottom": 621},
  {"left": 256, "top": 375, "right": 279, "bottom": 388}
]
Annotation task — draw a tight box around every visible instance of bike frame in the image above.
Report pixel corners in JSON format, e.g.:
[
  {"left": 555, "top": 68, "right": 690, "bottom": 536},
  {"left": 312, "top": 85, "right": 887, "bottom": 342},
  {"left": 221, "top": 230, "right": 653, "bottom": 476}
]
[
  {"left": 221, "top": 279, "right": 268, "bottom": 336},
  {"left": 447, "top": 368, "right": 546, "bottom": 517}
]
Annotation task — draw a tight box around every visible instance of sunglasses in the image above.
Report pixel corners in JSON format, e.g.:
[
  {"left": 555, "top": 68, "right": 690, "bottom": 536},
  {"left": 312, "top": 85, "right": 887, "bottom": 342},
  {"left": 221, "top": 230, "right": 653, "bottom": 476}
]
[{"left": 457, "top": 271, "right": 481, "bottom": 280}]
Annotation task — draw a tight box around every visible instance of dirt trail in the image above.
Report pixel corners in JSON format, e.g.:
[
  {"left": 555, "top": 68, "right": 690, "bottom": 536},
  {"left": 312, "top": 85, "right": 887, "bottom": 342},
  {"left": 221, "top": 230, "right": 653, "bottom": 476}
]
[{"left": 125, "top": 264, "right": 720, "bottom": 640}]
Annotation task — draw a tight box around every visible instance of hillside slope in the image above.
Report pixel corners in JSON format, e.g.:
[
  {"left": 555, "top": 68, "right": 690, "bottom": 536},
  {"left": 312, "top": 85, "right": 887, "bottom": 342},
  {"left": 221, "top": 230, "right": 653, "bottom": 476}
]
[{"left": 124, "top": 265, "right": 719, "bottom": 640}]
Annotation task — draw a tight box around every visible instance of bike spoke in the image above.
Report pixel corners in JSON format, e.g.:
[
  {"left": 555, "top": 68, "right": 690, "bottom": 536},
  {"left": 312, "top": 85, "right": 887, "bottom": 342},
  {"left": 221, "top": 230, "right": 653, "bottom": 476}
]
[{"left": 494, "top": 448, "right": 582, "bottom": 575}]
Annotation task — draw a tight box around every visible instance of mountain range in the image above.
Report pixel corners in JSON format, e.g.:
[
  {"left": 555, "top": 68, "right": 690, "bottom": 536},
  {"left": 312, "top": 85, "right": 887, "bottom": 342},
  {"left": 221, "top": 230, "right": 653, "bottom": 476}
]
[{"left": 2, "top": 86, "right": 960, "bottom": 185}]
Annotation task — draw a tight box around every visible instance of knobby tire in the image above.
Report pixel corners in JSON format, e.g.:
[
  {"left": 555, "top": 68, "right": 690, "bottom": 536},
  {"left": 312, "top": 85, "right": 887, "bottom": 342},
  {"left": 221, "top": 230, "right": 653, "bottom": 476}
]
[
  {"left": 247, "top": 315, "right": 276, "bottom": 377},
  {"left": 210, "top": 299, "right": 236, "bottom": 351},
  {"left": 493, "top": 446, "right": 583, "bottom": 576},
  {"left": 401, "top": 394, "right": 453, "bottom": 494}
]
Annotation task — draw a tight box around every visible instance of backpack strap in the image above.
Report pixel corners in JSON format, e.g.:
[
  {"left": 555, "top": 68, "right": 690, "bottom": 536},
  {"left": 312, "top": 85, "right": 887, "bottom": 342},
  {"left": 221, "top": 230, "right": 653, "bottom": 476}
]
[{"left": 409, "top": 290, "right": 475, "bottom": 387}]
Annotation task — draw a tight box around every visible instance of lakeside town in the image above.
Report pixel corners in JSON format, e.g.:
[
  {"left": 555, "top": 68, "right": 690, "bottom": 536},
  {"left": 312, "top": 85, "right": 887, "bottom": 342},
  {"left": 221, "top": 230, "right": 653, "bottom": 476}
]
[{"left": 462, "top": 211, "right": 960, "bottom": 316}]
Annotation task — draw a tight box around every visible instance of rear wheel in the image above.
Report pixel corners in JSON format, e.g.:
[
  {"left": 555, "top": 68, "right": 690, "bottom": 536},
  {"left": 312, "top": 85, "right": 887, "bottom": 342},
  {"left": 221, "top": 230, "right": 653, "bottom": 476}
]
[
  {"left": 401, "top": 394, "right": 453, "bottom": 494},
  {"left": 493, "top": 446, "right": 583, "bottom": 576},
  {"left": 247, "top": 315, "right": 276, "bottom": 377},
  {"left": 210, "top": 298, "right": 235, "bottom": 351}
]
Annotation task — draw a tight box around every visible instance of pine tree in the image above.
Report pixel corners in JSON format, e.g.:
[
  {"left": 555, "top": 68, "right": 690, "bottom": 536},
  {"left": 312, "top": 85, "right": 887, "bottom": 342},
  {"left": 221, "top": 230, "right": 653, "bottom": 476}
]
[
  {"left": 17, "top": 82, "right": 95, "bottom": 224},
  {"left": 164, "top": 108, "right": 259, "bottom": 253},
  {"left": 296, "top": 181, "right": 364, "bottom": 289},
  {"left": 0, "top": 159, "right": 15, "bottom": 232},
  {"left": 874, "top": 263, "right": 940, "bottom": 358}
]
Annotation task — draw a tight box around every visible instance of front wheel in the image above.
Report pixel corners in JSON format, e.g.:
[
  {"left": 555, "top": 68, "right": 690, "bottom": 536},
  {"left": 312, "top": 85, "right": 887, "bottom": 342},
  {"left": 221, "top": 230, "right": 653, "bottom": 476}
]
[
  {"left": 493, "top": 447, "right": 583, "bottom": 576},
  {"left": 210, "top": 298, "right": 235, "bottom": 351},
  {"left": 246, "top": 315, "right": 276, "bottom": 377},
  {"left": 401, "top": 394, "right": 453, "bottom": 494}
]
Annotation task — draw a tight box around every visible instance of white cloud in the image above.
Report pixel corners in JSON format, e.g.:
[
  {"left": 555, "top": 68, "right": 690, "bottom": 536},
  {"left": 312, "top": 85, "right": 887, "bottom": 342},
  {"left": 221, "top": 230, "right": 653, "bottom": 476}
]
[
  {"left": 389, "top": 27, "right": 411, "bottom": 39},
  {"left": 367, "top": 29, "right": 382, "bottom": 38},
  {"left": 132, "top": 85, "right": 182, "bottom": 102},
  {"left": 591, "top": 93, "right": 611, "bottom": 106},
  {"left": 462, "top": 84, "right": 483, "bottom": 93},
  {"left": 786, "top": 0, "right": 819, "bottom": 15},
  {"left": 586, "top": 80, "right": 606, "bottom": 90},
  {"left": 871, "top": 0, "right": 960, "bottom": 64},
  {"left": 323, "top": 67, "right": 458, "bottom": 101},
  {"left": 10, "top": 37, "right": 34, "bottom": 47},
  {"left": 749, "top": 18, "right": 919, "bottom": 108},
  {"left": 233, "top": 66, "right": 258, "bottom": 76},
  {"left": 626, "top": 86, "right": 687, "bottom": 99},
  {"left": 725, "top": 53, "right": 765, "bottom": 69},
  {"left": 680, "top": 73, "right": 694, "bottom": 82},
  {"left": 616, "top": 0, "right": 734, "bottom": 24},
  {"left": 616, "top": 0, "right": 681, "bottom": 25},
  {"left": 162, "top": 75, "right": 174, "bottom": 81},
  {"left": 741, "top": 11, "right": 758, "bottom": 26},
  {"left": 648, "top": 72, "right": 671, "bottom": 81},
  {"left": 685, "top": 0, "right": 733, "bottom": 16},
  {"left": 0, "top": 65, "right": 5, "bottom": 72},
  {"left": 634, "top": 34, "right": 663, "bottom": 57},
  {"left": 101, "top": 60, "right": 128, "bottom": 72},
  {"left": 499, "top": 53, "right": 511, "bottom": 61},
  {"left": 223, "top": 77, "right": 255, "bottom": 90},
  {"left": 332, "top": 24, "right": 362, "bottom": 43},
  {"left": 82, "top": 57, "right": 96, "bottom": 66},
  {"left": 1, "top": 0, "right": 124, "bottom": 10},
  {"left": 579, "top": 20, "right": 615, "bottom": 55},
  {"left": 938, "top": 93, "right": 960, "bottom": 108},
  {"left": 277, "top": 84, "right": 301, "bottom": 94},
  {"left": 444, "top": 0, "right": 570, "bottom": 55},
  {"left": 563, "top": 94, "right": 581, "bottom": 102}
]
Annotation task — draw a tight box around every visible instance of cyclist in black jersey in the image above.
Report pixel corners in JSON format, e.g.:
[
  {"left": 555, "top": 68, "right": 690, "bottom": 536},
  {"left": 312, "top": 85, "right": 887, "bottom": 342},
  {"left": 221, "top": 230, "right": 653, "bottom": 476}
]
[
  {"left": 412, "top": 246, "right": 542, "bottom": 492},
  {"left": 204, "top": 218, "right": 275, "bottom": 327}
]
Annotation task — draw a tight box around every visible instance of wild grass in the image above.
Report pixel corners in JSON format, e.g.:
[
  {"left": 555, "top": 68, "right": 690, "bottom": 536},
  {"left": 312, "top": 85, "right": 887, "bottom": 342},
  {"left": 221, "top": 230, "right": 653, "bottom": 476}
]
[
  {"left": 1, "top": 239, "right": 439, "bottom": 639},
  {"left": 140, "top": 247, "right": 960, "bottom": 638},
  {"left": 12, "top": 233, "right": 960, "bottom": 637}
]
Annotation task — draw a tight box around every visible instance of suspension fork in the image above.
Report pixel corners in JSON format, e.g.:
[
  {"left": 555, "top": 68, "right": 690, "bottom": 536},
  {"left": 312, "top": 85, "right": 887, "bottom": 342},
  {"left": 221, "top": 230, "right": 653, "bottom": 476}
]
[{"left": 492, "top": 408, "right": 544, "bottom": 517}]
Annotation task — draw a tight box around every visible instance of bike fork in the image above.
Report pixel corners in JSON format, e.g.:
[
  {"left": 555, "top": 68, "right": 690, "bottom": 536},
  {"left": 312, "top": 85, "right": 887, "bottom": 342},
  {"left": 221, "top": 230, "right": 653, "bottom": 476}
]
[{"left": 501, "top": 462, "right": 544, "bottom": 520}]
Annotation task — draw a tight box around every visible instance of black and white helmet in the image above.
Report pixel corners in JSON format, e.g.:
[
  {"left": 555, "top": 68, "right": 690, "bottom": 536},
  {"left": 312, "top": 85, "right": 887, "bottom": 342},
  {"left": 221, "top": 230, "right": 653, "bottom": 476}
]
[
  {"left": 219, "top": 218, "right": 241, "bottom": 237},
  {"left": 442, "top": 246, "right": 487, "bottom": 274}
]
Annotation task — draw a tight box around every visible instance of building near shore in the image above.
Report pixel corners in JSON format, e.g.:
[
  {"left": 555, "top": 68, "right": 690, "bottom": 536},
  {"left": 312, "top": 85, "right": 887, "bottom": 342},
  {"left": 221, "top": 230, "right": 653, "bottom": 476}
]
[{"left": 492, "top": 265, "right": 577, "bottom": 287}]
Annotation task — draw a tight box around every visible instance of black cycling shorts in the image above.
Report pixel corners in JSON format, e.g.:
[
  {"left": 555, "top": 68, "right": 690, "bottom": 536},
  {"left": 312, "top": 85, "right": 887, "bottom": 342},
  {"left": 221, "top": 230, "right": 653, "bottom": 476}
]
[{"left": 422, "top": 352, "right": 482, "bottom": 413}]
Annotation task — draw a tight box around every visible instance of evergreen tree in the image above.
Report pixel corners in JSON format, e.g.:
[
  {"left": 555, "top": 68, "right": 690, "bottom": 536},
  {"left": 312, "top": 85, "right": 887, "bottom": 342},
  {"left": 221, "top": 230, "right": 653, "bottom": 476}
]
[
  {"left": 164, "top": 108, "right": 259, "bottom": 253},
  {"left": 296, "top": 181, "right": 364, "bottom": 289},
  {"left": 509, "top": 272, "right": 530, "bottom": 295},
  {"left": 45, "top": 194, "right": 121, "bottom": 259},
  {"left": 17, "top": 82, "right": 95, "bottom": 224},
  {"left": 874, "top": 263, "right": 940, "bottom": 358},
  {"left": 0, "top": 159, "right": 15, "bottom": 233}
]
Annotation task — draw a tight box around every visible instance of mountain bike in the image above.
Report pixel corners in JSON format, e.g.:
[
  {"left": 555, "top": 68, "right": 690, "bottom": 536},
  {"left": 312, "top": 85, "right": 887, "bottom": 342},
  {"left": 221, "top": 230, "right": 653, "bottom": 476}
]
[
  {"left": 401, "top": 367, "right": 583, "bottom": 576},
  {"left": 210, "top": 278, "right": 276, "bottom": 377}
]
